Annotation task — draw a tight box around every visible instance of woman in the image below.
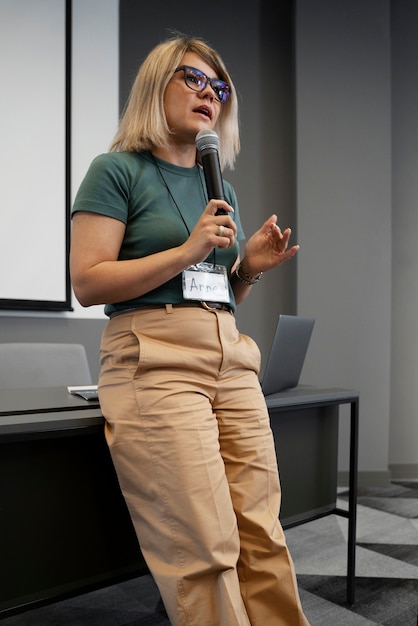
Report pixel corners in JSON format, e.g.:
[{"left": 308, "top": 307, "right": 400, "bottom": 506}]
[{"left": 70, "top": 34, "right": 309, "bottom": 626}]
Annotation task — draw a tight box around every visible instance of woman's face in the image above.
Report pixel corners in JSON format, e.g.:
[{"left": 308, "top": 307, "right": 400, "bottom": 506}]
[{"left": 163, "top": 52, "right": 225, "bottom": 146}]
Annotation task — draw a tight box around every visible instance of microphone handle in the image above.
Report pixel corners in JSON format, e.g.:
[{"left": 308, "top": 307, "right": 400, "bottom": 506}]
[{"left": 201, "top": 151, "right": 228, "bottom": 215}]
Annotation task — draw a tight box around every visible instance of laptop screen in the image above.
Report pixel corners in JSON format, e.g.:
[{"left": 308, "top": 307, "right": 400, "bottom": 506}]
[{"left": 261, "top": 315, "right": 315, "bottom": 396}]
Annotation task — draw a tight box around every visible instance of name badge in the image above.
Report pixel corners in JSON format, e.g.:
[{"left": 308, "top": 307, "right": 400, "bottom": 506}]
[{"left": 182, "top": 263, "right": 230, "bottom": 303}]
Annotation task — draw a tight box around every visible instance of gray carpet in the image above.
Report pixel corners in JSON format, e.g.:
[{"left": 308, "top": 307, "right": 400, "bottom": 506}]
[
  {"left": 1, "top": 481, "right": 418, "bottom": 625},
  {"left": 290, "top": 480, "right": 418, "bottom": 625}
]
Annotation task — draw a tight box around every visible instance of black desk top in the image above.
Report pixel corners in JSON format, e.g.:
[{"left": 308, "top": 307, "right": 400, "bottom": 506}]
[
  {"left": 0, "top": 387, "right": 102, "bottom": 437},
  {"left": 0, "top": 386, "right": 100, "bottom": 416},
  {"left": 0, "top": 385, "right": 359, "bottom": 438},
  {"left": 265, "top": 385, "right": 359, "bottom": 409}
]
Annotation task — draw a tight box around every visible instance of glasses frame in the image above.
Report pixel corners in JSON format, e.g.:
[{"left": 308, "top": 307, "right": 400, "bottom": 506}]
[{"left": 174, "top": 65, "right": 231, "bottom": 104}]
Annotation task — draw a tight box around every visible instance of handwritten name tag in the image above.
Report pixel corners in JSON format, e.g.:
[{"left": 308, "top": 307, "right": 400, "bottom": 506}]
[{"left": 182, "top": 263, "right": 229, "bottom": 303}]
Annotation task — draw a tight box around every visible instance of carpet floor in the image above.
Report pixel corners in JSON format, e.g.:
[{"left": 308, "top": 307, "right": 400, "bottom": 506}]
[{"left": 1, "top": 481, "right": 418, "bottom": 625}]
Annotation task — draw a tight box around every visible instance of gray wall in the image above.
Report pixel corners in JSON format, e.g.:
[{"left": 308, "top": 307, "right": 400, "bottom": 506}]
[
  {"left": 2, "top": 0, "right": 418, "bottom": 487},
  {"left": 295, "top": 0, "right": 392, "bottom": 485},
  {"left": 390, "top": 0, "right": 418, "bottom": 479},
  {"left": 294, "top": 0, "right": 418, "bottom": 486}
]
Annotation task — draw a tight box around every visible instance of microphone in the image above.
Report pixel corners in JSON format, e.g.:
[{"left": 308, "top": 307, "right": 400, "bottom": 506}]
[{"left": 195, "top": 129, "right": 227, "bottom": 215}]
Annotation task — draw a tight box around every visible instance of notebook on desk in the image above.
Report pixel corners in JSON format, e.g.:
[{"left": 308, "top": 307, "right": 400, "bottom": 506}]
[
  {"left": 261, "top": 314, "right": 315, "bottom": 396},
  {"left": 67, "top": 385, "right": 99, "bottom": 401}
]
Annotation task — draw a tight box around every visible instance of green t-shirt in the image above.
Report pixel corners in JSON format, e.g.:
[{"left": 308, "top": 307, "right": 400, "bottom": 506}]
[{"left": 72, "top": 151, "right": 245, "bottom": 316}]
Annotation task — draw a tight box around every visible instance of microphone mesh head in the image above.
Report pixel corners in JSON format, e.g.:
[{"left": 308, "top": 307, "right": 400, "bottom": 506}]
[{"left": 195, "top": 129, "right": 220, "bottom": 152}]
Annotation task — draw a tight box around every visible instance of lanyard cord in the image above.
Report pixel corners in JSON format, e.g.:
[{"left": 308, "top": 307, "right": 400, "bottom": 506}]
[{"left": 150, "top": 152, "right": 218, "bottom": 266}]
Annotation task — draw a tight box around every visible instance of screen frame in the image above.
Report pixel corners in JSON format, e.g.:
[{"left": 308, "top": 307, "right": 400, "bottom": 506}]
[{"left": 0, "top": 0, "right": 72, "bottom": 312}]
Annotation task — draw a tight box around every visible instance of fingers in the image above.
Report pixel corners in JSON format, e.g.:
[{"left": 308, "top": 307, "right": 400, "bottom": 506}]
[
  {"left": 262, "top": 213, "right": 278, "bottom": 232},
  {"left": 203, "top": 201, "right": 236, "bottom": 248},
  {"left": 266, "top": 219, "right": 293, "bottom": 247},
  {"left": 206, "top": 199, "right": 234, "bottom": 215},
  {"left": 216, "top": 223, "right": 235, "bottom": 248},
  {"left": 264, "top": 215, "right": 292, "bottom": 240}
]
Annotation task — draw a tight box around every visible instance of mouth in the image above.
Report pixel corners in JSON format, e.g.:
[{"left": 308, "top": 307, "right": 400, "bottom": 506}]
[{"left": 193, "top": 105, "right": 212, "bottom": 120}]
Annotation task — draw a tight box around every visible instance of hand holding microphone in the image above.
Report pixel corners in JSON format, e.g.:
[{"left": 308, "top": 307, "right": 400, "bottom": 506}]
[{"left": 195, "top": 128, "right": 235, "bottom": 250}]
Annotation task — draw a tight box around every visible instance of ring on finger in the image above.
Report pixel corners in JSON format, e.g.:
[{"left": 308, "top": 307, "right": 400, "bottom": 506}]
[{"left": 217, "top": 225, "right": 225, "bottom": 237}]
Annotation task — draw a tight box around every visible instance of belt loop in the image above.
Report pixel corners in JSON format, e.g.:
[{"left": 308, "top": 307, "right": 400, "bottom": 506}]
[{"left": 165, "top": 304, "right": 173, "bottom": 314}]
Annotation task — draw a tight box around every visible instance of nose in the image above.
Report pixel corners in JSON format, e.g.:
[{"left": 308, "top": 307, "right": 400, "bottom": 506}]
[{"left": 200, "top": 83, "right": 216, "bottom": 100}]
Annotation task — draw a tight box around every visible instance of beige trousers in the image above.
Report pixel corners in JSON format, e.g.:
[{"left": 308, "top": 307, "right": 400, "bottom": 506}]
[{"left": 99, "top": 305, "right": 309, "bottom": 626}]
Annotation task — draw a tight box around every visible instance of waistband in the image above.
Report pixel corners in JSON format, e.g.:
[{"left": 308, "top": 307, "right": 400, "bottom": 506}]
[{"left": 109, "top": 301, "right": 233, "bottom": 319}]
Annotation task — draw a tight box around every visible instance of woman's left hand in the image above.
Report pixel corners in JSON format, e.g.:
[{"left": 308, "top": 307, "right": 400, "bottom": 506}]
[{"left": 242, "top": 214, "right": 299, "bottom": 276}]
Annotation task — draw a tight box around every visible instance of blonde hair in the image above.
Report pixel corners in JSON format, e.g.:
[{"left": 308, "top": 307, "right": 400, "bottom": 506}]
[{"left": 110, "top": 34, "right": 240, "bottom": 170}]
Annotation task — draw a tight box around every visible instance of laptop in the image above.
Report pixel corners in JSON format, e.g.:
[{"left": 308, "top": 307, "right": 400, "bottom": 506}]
[{"left": 261, "top": 314, "right": 315, "bottom": 396}]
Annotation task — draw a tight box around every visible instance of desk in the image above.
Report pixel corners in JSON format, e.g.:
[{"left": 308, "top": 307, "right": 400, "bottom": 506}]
[
  {"left": 0, "top": 385, "right": 358, "bottom": 615},
  {"left": 0, "top": 387, "right": 147, "bottom": 617},
  {"left": 266, "top": 386, "right": 359, "bottom": 606}
]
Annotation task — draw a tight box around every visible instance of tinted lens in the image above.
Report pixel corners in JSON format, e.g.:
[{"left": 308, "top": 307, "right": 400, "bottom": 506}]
[
  {"left": 211, "top": 80, "right": 230, "bottom": 103},
  {"left": 184, "top": 67, "right": 207, "bottom": 91}
]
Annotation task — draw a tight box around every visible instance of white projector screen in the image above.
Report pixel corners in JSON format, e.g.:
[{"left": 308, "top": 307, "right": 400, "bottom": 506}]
[{"left": 0, "top": 0, "right": 71, "bottom": 311}]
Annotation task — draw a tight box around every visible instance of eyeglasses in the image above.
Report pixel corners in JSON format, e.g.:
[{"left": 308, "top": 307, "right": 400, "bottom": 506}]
[{"left": 174, "top": 65, "right": 231, "bottom": 104}]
